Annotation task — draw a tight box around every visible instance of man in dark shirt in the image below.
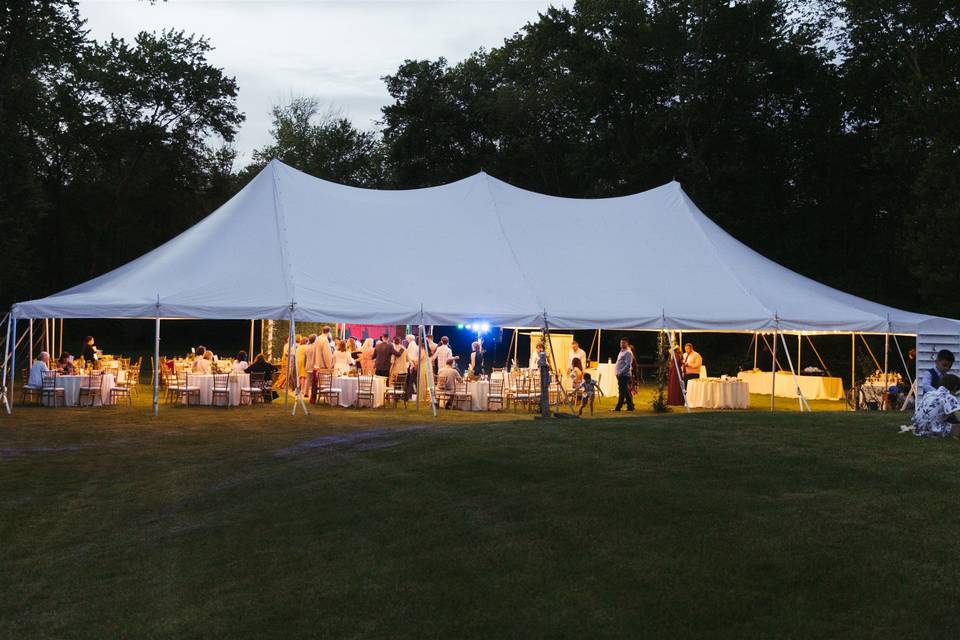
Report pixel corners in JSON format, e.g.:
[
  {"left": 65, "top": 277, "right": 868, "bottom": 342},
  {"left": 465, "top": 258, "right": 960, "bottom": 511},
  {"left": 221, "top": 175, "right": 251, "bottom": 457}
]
[{"left": 373, "top": 334, "right": 401, "bottom": 378}]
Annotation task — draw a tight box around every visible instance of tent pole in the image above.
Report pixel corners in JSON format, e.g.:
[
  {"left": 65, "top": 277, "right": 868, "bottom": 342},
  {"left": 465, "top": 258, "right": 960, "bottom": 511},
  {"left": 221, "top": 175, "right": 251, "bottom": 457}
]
[
  {"left": 248, "top": 320, "right": 255, "bottom": 360},
  {"left": 43, "top": 318, "right": 48, "bottom": 355},
  {"left": 883, "top": 327, "right": 890, "bottom": 411},
  {"left": 514, "top": 327, "right": 519, "bottom": 370},
  {"left": 544, "top": 313, "right": 565, "bottom": 414},
  {"left": 597, "top": 328, "right": 602, "bottom": 364},
  {"left": 50, "top": 317, "right": 55, "bottom": 358},
  {"left": 285, "top": 317, "right": 293, "bottom": 407},
  {"left": 780, "top": 332, "right": 810, "bottom": 412},
  {"left": 851, "top": 333, "right": 857, "bottom": 411},
  {"left": 2, "top": 313, "right": 12, "bottom": 414},
  {"left": 419, "top": 317, "right": 437, "bottom": 417},
  {"left": 892, "top": 335, "right": 914, "bottom": 411},
  {"left": 770, "top": 330, "right": 778, "bottom": 411},
  {"left": 58, "top": 318, "right": 63, "bottom": 357},
  {"left": 28, "top": 319, "right": 33, "bottom": 366},
  {"left": 153, "top": 302, "right": 160, "bottom": 417},
  {"left": 289, "top": 304, "right": 308, "bottom": 416},
  {"left": 9, "top": 314, "right": 16, "bottom": 413},
  {"left": 667, "top": 328, "right": 691, "bottom": 413},
  {"left": 753, "top": 332, "right": 758, "bottom": 369},
  {"left": 797, "top": 334, "right": 801, "bottom": 374}
]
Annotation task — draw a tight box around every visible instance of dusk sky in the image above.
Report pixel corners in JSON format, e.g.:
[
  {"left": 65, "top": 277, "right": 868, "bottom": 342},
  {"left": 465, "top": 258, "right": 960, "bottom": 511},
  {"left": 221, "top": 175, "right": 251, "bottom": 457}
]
[{"left": 78, "top": 0, "right": 567, "bottom": 163}]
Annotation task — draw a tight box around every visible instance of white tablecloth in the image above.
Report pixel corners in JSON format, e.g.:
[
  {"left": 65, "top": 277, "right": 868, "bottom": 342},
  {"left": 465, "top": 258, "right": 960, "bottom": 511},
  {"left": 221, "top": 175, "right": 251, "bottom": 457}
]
[
  {"left": 42, "top": 374, "right": 116, "bottom": 407},
  {"left": 736, "top": 370, "right": 844, "bottom": 401},
  {"left": 468, "top": 380, "right": 489, "bottom": 411},
  {"left": 332, "top": 375, "right": 386, "bottom": 408},
  {"left": 686, "top": 379, "right": 749, "bottom": 409},
  {"left": 587, "top": 363, "right": 618, "bottom": 398},
  {"left": 189, "top": 374, "right": 249, "bottom": 406}
]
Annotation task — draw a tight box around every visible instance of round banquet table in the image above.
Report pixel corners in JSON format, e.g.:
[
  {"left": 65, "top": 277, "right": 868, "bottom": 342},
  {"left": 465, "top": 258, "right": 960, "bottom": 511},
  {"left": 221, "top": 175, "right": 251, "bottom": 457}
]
[
  {"left": 332, "top": 375, "right": 386, "bottom": 408},
  {"left": 42, "top": 373, "right": 116, "bottom": 407},
  {"left": 188, "top": 373, "right": 249, "bottom": 406},
  {"left": 686, "top": 378, "right": 749, "bottom": 409}
]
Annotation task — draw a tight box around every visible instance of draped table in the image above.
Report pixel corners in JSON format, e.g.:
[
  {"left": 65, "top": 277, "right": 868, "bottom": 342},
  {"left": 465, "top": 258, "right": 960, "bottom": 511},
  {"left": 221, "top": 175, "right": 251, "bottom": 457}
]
[
  {"left": 42, "top": 373, "right": 116, "bottom": 407},
  {"left": 188, "top": 373, "right": 249, "bottom": 406},
  {"left": 587, "top": 363, "right": 619, "bottom": 398},
  {"left": 332, "top": 375, "right": 386, "bottom": 408},
  {"left": 736, "top": 370, "right": 844, "bottom": 401},
  {"left": 686, "top": 378, "right": 749, "bottom": 409},
  {"left": 467, "top": 380, "right": 489, "bottom": 411}
]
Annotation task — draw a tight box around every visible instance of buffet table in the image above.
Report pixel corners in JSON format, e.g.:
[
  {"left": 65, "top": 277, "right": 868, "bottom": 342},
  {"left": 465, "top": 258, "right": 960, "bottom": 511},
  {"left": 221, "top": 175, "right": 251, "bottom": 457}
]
[
  {"left": 686, "top": 378, "right": 749, "bottom": 409},
  {"left": 587, "top": 363, "right": 618, "bottom": 398},
  {"left": 736, "top": 370, "right": 844, "bottom": 401}
]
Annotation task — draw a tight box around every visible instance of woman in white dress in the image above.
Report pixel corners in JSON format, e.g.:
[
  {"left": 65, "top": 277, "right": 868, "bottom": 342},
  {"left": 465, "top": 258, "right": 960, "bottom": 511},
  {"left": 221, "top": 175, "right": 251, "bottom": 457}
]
[{"left": 333, "top": 339, "right": 355, "bottom": 376}]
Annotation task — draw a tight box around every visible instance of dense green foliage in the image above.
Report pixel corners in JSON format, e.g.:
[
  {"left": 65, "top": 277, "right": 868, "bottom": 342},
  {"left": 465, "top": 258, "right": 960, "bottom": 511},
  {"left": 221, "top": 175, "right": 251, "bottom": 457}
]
[{"left": 2, "top": 0, "right": 959, "bottom": 319}]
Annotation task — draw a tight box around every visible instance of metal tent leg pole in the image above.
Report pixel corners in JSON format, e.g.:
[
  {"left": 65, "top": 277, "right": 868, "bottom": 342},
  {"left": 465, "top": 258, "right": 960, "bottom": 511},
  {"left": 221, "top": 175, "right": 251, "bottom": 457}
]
[
  {"left": 667, "top": 328, "right": 690, "bottom": 413},
  {"left": 883, "top": 330, "right": 890, "bottom": 410},
  {"left": 770, "top": 330, "right": 778, "bottom": 411},
  {"left": 2, "top": 313, "right": 11, "bottom": 414},
  {"left": 797, "top": 334, "right": 802, "bottom": 374},
  {"left": 851, "top": 333, "right": 857, "bottom": 411},
  {"left": 59, "top": 318, "right": 63, "bottom": 357},
  {"left": 153, "top": 307, "right": 160, "bottom": 416},
  {"left": 780, "top": 332, "right": 810, "bottom": 412},
  {"left": 753, "top": 332, "right": 758, "bottom": 370},
  {"left": 29, "top": 319, "right": 33, "bottom": 366},
  {"left": 249, "top": 320, "right": 255, "bottom": 361},
  {"left": 9, "top": 315, "right": 16, "bottom": 413},
  {"left": 289, "top": 305, "right": 307, "bottom": 416},
  {"left": 420, "top": 322, "right": 437, "bottom": 417}
]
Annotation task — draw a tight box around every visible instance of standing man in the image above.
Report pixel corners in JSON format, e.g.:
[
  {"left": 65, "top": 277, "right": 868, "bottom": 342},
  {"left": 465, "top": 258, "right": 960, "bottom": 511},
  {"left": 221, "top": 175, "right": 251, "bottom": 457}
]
[
  {"left": 919, "top": 349, "right": 955, "bottom": 396},
  {"left": 374, "top": 334, "right": 401, "bottom": 378},
  {"left": 614, "top": 338, "right": 635, "bottom": 411},
  {"left": 568, "top": 340, "right": 588, "bottom": 374},
  {"left": 682, "top": 343, "right": 702, "bottom": 385},
  {"left": 432, "top": 336, "right": 457, "bottom": 373},
  {"left": 313, "top": 331, "right": 335, "bottom": 371},
  {"left": 321, "top": 326, "right": 336, "bottom": 354}
]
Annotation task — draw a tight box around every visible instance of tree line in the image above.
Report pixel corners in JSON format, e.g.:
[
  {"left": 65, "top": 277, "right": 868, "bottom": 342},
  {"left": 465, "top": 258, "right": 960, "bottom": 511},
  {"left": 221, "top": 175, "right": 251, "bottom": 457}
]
[{"left": 3, "top": 0, "right": 958, "bottom": 319}]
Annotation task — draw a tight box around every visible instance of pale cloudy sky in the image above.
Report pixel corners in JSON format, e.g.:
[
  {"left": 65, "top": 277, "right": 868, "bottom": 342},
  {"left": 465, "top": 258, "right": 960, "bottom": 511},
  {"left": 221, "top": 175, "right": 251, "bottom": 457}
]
[{"left": 78, "top": 0, "right": 568, "bottom": 163}]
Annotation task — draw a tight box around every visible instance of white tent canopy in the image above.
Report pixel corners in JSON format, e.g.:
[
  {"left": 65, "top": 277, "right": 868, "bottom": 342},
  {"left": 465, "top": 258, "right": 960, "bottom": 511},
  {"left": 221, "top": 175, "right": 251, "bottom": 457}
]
[{"left": 11, "top": 160, "right": 957, "bottom": 334}]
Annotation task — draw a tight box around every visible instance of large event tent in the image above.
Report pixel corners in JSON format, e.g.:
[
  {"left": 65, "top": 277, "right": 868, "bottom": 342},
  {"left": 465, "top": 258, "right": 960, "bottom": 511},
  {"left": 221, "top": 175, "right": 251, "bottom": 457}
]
[{"left": 6, "top": 159, "right": 960, "bottom": 411}]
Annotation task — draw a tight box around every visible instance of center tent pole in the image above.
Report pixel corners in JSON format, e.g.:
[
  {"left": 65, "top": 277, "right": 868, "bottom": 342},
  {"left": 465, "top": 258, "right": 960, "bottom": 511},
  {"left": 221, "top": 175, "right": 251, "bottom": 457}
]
[{"left": 153, "top": 300, "right": 161, "bottom": 416}]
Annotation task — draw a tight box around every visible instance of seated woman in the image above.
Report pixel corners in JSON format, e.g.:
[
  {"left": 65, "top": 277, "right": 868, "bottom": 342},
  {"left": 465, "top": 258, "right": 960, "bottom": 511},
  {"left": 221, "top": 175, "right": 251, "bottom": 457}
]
[
  {"left": 58, "top": 353, "right": 76, "bottom": 375},
  {"left": 246, "top": 353, "right": 279, "bottom": 401},
  {"left": 192, "top": 350, "right": 213, "bottom": 374},
  {"left": 333, "top": 340, "right": 355, "bottom": 376},
  {"left": 910, "top": 373, "right": 960, "bottom": 438},
  {"left": 233, "top": 351, "right": 249, "bottom": 372}
]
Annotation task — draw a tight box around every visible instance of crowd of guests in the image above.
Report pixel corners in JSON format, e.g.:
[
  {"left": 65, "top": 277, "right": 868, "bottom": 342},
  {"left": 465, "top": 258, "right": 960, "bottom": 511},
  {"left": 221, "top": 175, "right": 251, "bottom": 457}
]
[
  {"left": 283, "top": 326, "right": 487, "bottom": 403},
  {"left": 906, "top": 349, "right": 960, "bottom": 438},
  {"left": 26, "top": 335, "right": 103, "bottom": 387}
]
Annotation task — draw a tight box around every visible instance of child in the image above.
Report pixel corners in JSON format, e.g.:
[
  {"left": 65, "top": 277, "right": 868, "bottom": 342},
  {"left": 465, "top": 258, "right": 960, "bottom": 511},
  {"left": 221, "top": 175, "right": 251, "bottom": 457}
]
[{"left": 577, "top": 372, "right": 603, "bottom": 416}]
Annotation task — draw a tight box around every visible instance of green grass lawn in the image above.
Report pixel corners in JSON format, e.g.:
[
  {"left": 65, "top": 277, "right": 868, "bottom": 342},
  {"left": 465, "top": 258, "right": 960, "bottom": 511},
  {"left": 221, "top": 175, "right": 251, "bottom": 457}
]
[{"left": 2, "top": 392, "right": 957, "bottom": 639}]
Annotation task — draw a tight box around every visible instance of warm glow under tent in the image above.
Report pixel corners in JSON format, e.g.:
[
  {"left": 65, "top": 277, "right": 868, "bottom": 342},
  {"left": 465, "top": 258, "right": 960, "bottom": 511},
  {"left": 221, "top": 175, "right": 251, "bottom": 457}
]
[{"left": 10, "top": 159, "right": 958, "bottom": 334}]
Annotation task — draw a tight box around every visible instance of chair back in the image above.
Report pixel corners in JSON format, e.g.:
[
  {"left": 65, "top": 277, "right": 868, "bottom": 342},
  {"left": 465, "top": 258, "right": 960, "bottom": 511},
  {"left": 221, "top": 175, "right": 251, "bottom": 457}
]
[
  {"left": 392, "top": 372, "right": 407, "bottom": 391},
  {"left": 358, "top": 375, "right": 374, "bottom": 395},
  {"left": 317, "top": 370, "right": 334, "bottom": 390},
  {"left": 42, "top": 370, "right": 58, "bottom": 390},
  {"left": 249, "top": 372, "right": 266, "bottom": 389},
  {"left": 489, "top": 377, "right": 503, "bottom": 396},
  {"left": 85, "top": 371, "right": 104, "bottom": 389},
  {"left": 213, "top": 373, "right": 229, "bottom": 390}
]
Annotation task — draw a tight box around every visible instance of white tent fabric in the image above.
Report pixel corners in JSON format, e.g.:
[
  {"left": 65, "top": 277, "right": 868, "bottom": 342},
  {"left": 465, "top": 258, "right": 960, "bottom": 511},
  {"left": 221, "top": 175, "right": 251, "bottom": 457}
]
[{"left": 11, "top": 160, "right": 958, "bottom": 334}]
